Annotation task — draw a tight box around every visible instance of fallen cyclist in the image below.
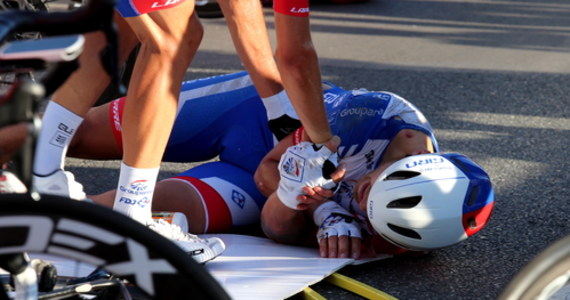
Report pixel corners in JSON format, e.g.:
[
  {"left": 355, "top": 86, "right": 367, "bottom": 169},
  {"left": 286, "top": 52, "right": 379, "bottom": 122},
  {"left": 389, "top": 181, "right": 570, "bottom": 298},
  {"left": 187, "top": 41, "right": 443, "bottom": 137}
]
[{"left": 0, "top": 71, "right": 495, "bottom": 259}]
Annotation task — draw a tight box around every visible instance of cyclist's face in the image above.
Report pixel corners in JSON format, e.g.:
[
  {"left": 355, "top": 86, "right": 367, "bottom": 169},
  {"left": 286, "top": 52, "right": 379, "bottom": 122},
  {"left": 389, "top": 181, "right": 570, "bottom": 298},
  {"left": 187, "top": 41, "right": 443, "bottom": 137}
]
[{"left": 353, "top": 129, "right": 434, "bottom": 212}]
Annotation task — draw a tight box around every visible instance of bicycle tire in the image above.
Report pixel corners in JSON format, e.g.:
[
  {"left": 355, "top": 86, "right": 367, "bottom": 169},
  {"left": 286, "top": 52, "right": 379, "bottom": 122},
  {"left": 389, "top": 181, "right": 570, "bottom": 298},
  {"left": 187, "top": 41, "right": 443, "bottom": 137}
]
[
  {"left": 0, "top": 193, "right": 230, "bottom": 300},
  {"left": 498, "top": 235, "right": 570, "bottom": 300}
]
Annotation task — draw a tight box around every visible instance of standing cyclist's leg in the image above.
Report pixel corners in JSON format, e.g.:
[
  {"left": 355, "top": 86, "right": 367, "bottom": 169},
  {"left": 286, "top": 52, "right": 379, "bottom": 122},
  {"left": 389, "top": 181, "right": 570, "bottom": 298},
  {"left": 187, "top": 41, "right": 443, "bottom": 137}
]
[
  {"left": 31, "top": 13, "right": 139, "bottom": 199},
  {"left": 112, "top": 6, "right": 200, "bottom": 223},
  {"left": 87, "top": 178, "right": 210, "bottom": 233},
  {"left": 114, "top": 9, "right": 225, "bottom": 262},
  {"left": 88, "top": 161, "right": 265, "bottom": 236}
]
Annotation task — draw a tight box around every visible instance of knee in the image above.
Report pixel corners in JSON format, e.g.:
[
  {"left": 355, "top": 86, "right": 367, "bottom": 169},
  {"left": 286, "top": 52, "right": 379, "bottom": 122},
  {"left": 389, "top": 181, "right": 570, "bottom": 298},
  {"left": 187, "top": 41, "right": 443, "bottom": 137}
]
[
  {"left": 138, "top": 36, "right": 185, "bottom": 64},
  {"left": 176, "top": 13, "right": 204, "bottom": 56},
  {"left": 138, "top": 20, "right": 203, "bottom": 66}
]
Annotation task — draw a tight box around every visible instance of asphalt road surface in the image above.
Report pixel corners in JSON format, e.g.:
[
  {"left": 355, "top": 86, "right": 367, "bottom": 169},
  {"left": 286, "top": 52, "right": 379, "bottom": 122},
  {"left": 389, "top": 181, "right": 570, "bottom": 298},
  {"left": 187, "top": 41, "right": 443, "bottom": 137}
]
[{"left": 68, "top": 0, "right": 570, "bottom": 299}]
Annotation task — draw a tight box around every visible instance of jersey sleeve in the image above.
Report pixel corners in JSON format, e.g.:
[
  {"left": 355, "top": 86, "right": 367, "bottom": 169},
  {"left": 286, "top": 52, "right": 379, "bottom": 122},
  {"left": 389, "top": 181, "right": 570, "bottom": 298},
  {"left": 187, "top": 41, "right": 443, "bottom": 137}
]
[{"left": 273, "top": 0, "right": 310, "bottom": 16}]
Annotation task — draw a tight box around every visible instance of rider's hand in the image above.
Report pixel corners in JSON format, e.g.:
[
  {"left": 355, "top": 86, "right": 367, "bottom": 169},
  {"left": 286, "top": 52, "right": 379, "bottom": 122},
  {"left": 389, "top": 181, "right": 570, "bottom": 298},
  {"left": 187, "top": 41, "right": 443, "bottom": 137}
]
[
  {"left": 276, "top": 136, "right": 342, "bottom": 210},
  {"left": 318, "top": 229, "right": 362, "bottom": 259},
  {"left": 297, "top": 164, "right": 345, "bottom": 205},
  {"left": 314, "top": 201, "right": 362, "bottom": 259}
]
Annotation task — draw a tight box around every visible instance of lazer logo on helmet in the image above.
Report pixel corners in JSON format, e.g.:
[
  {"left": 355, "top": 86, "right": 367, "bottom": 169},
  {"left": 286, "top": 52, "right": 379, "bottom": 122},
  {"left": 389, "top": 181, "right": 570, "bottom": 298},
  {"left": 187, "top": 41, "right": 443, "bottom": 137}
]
[{"left": 404, "top": 157, "right": 446, "bottom": 169}]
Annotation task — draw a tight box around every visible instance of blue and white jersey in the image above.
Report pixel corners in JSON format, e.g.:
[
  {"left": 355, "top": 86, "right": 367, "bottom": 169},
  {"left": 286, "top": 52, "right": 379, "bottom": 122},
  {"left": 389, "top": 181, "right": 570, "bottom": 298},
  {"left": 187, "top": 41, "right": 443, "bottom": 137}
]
[
  {"left": 155, "top": 71, "right": 437, "bottom": 212},
  {"left": 321, "top": 83, "right": 439, "bottom": 217}
]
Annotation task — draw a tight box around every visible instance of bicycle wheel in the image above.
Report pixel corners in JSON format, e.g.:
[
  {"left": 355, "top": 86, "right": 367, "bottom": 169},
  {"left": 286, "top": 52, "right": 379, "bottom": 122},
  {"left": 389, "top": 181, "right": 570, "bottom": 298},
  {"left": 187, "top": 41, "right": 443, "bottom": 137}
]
[
  {"left": 0, "top": 194, "right": 230, "bottom": 299},
  {"left": 498, "top": 235, "right": 570, "bottom": 300}
]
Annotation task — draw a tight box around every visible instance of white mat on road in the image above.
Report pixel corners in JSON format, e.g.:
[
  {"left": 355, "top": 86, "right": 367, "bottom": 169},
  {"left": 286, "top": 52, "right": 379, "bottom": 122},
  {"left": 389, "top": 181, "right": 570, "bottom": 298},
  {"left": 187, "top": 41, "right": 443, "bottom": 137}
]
[
  {"left": 205, "top": 234, "right": 390, "bottom": 299},
  {"left": 2, "top": 234, "right": 390, "bottom": 300}
]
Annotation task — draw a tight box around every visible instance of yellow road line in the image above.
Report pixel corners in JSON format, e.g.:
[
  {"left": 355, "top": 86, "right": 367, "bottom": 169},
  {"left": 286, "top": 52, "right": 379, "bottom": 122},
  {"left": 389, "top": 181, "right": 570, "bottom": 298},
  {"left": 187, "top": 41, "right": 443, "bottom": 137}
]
[
  {"left": 324, "top": 273, "right": 398, "bottom": 300},
  {"left": 302, "top": 287, "right": 327, "bottom": 300}
]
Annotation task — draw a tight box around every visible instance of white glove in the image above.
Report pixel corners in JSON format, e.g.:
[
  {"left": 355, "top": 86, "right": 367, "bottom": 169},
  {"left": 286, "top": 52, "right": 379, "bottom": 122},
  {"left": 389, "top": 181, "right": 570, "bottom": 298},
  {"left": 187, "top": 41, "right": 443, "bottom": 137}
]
[
  {"left": 276, "top": 142, "right": 339, "bottom": 209},
  {"left": 314, "top": 201, "right": 362, "bottom": 243}
]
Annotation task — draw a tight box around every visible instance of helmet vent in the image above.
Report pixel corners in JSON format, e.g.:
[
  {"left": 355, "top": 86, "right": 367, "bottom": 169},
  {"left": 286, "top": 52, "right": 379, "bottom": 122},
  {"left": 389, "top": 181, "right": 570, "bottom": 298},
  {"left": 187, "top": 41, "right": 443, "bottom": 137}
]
[
  {"left": 387, "top": 224, "right": 421, "bottom": 239},
  {"left": 467, "top": 217, "right": 477, "bottom": 229},
  {"left": 466, "top": 186, "right": 479, "bottom": 207},
  {"left": 384, "top": 171, "right": 421, "bottom": 180},
  {"left": 386, "top": 196, "right": 422, "bottom": 208}
]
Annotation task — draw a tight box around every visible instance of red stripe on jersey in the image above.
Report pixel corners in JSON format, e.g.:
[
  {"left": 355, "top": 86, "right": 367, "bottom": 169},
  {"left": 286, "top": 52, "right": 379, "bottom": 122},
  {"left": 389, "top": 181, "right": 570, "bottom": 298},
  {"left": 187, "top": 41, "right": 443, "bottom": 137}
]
[
  {"left": 273, "top": 0, "right": 309, "bottom": 17},
  {"left": 292, "top": 127, "right": 304, "bottom": 145},
  {"left": 175, "top": 176, "right": 233, "bottom": 233},
  {"left": 108, "top": 98, "right": 126, "bottom": 152}
]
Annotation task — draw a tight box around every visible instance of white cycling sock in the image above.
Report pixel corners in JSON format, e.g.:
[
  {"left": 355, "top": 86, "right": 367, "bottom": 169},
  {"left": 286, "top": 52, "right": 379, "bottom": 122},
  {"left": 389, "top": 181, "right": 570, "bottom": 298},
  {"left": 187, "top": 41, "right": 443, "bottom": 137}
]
[
  {"left": 261, "top": 90, "right": 299, "bottom": 120},
  {"left": 113, "top": 162, "right": 159, "bottom": 224},
  {"left": 33, "top": 101, "right": 83, "bottom": 175}
]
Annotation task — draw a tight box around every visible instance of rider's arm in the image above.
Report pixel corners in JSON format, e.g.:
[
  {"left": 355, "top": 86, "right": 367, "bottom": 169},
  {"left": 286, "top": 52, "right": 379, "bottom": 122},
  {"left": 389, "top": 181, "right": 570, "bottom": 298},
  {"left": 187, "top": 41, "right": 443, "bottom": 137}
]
[
  {"left": 261, "top": 191, "right": 318, "bottom": 247},
  {"left": 253, "top": 132, "right": 296, "bottom": 197},
  {"left": 261, "top": 195, "right": 364, "bottom": 258},
  {"left": 254, "top": 127, "right": 342, "bottom": 199},
  {"left": 257, "top": 129, "right": 346, "bottom": 250},
  {"left": 273, "top": 12, "right": 333, "bottom": 145}
]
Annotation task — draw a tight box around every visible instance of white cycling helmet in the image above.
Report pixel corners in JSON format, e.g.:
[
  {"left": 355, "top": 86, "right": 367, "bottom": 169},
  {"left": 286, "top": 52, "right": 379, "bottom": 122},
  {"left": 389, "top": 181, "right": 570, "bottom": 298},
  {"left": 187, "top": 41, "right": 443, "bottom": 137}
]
[{"left": 367, "top": 153, "right": 494, "bottom": 251}]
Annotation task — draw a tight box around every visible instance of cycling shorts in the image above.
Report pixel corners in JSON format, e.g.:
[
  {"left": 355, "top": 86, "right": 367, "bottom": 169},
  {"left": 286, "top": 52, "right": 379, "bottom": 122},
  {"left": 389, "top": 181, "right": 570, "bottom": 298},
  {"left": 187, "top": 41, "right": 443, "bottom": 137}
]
[
  {"left": 166, "top": 161, "right": 266, "bottom": 233},
  {"left": 116, "top": 0, "right": 186, "bottom": 18},
  {"left": 108, "top": 72, "right": 275, "bottom": 174}
]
